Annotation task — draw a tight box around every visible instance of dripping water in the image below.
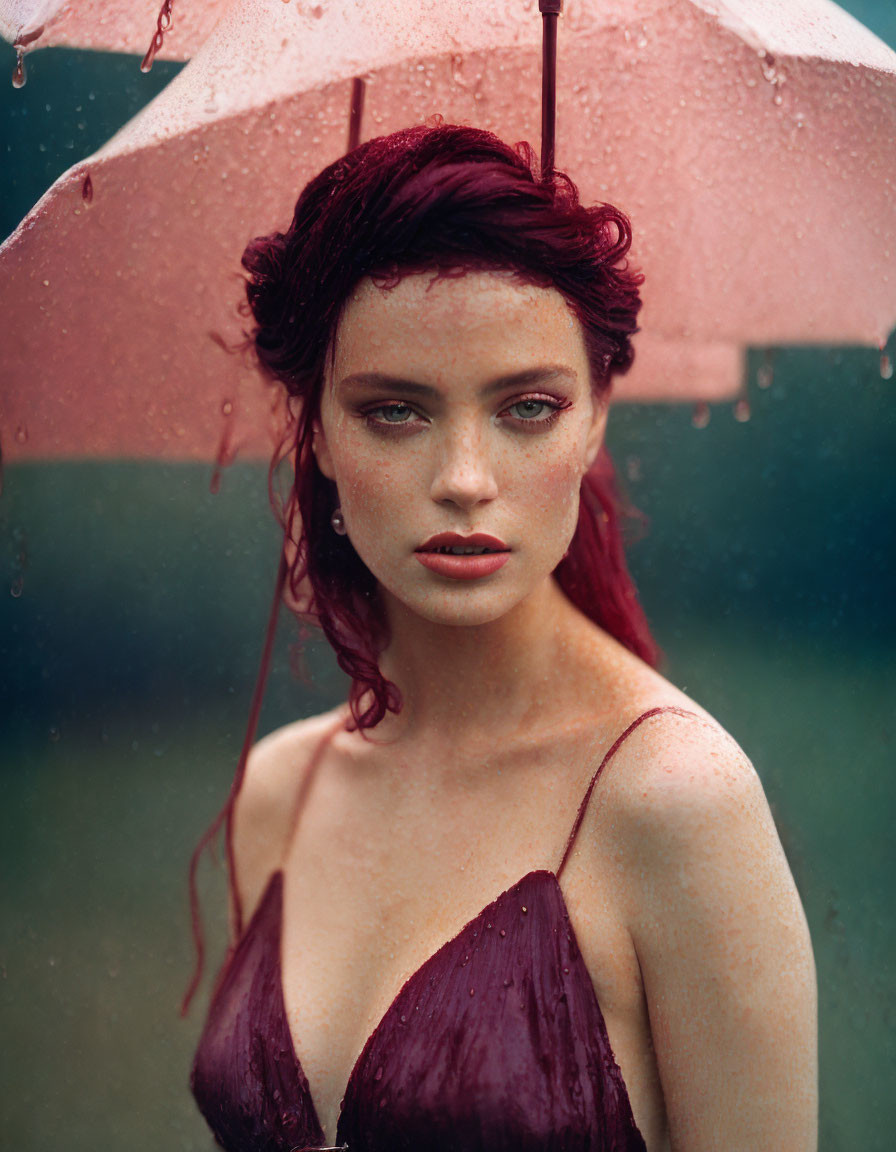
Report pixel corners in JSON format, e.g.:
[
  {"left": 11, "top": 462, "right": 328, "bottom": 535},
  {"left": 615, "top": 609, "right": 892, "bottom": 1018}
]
[
  {"left": 692, "top": 401, "right": 711, "bottom": 429},
  {"left": 142, "top": 0, "right": 175, "bottom": 74},
  {"left": 210, "top": 402, "right": 237, "bottom": 494}
]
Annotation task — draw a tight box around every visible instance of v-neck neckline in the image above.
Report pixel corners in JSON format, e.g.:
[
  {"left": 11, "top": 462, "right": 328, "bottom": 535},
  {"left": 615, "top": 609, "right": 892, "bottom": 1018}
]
[{"left": 266, "top": 865, "right": 638, "bottom": 1149}]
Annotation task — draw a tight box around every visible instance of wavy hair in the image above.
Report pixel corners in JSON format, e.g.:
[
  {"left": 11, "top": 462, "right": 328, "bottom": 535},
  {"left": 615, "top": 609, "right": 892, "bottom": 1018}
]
[{"left": 242, "top": 122, "right": 658, "bottom": 730}]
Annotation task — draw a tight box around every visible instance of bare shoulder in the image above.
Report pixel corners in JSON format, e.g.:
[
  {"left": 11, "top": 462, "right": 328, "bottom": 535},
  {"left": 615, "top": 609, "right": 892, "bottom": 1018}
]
[
  {"left": 606, "top": 703, "right": 776, "bottom": 849},
  {"left": 231, "top": 705, "right": 347, "bottom": 923},
  {"left": 601, "top": 705, "right": 817, "bottom": 1145}
]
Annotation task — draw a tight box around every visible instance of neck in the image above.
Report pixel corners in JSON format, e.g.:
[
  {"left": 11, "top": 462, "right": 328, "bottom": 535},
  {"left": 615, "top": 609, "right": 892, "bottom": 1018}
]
[{"left": 373, "top": 576, "right": 584, "bottom": 744}]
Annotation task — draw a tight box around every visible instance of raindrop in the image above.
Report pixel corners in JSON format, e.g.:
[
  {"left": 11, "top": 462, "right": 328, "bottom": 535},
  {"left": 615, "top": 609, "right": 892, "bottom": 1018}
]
[
  {"left": 10, "top": 576, "right": 24, "bottom": 598},
  {"left": 15, "top": 425, "right": 28, "bottom": 444},
  {"left": 374, "top": 1065, "right": 383, "bottom": 1081},
  {"left": 757, "top": 352, "right": 775, "bottom": 390},
  {"left": 82, "top": 173, "right": 93, "bottom": 204},
  {"left": 733, "top": 397, "right": 751, "bottom": 423},
  {"left": 521, "top": 905, "right": 528, "bottom": 914},
  {"left": 469, "top": 987, "right": 475, "bottom": 996},
  {"left": 49, "top": 725, "right": 61, "bottom": 742},
  {"left": 880, "top": 351, "right": 893, "bottom": 380},
  {"left": 691, "top": 402, "right": 711, "bottom": 429},
  {"left": 141, "top": 0, "right": 174, "bottom": 73},
  {"left": 399, "top": 1013, "right": 407, "bottom": 1023},
  {"left": 12, "top": 48, "right": 26, "bottom": 89},
  {"left": 499, "top": 928, "right": 506, "bottom": 938}
]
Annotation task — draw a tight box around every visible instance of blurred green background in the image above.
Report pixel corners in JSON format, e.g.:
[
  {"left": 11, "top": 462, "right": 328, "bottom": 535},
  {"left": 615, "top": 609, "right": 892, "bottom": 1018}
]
[{"left": 1, "top": 5, "right": 895, "bottom": 1150}]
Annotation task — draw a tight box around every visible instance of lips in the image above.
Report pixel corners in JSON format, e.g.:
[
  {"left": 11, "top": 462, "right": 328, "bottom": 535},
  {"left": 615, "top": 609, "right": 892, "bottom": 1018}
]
[
  {"left": 414, "top": 533, "right": 510, "bottom": 580},
  {"left": 415, "top": 532, "right": 509, "bottom": 555}
]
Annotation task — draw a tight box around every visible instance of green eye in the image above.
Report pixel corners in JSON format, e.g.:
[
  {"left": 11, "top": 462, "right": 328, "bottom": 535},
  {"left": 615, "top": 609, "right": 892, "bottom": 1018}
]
[
  {"left": 375, "top": 403, "right": 413, "bottom": 423},
  {"left": 510, "top": 400, "right": 551, "bottom": 420}
]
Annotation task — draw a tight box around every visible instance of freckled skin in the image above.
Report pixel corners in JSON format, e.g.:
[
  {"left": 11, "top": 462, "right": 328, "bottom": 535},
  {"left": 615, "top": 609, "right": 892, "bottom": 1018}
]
[
  {"left": 313, "top": 271, "right": 605, "bottom": 629},
  {"left": 231, "top": 271, "right": 817, "bottom": 1151}
]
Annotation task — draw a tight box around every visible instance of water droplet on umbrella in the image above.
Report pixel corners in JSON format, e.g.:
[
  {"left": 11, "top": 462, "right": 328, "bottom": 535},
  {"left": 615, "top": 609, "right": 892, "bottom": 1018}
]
[
  {"left": 691, "top": 402, "right": 711, "bottom": 429},
  {"left": 12, "top": 48, "right": 26, "bottom": 89},
  {"left": 82, "top": 173, "right": 93, "bottom": 204},
  {"left": 734, "top": 397, "right": 751, "bottom": 423},
  {"left": 880, "top": 351, "right": 893, "bottom": 380}
]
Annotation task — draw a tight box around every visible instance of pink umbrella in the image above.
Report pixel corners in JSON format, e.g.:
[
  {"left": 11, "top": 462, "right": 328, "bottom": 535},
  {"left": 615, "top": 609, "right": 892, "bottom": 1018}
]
[
  {"left": 1, "top": 0, "right": 894, "bottom": 462},
  {"left": 0, "top": 0, "right": 225, "bottom": 79}
]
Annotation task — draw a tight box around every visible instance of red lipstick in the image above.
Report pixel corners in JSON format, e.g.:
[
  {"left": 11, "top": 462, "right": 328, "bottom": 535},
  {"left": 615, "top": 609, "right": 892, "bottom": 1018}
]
[{"left": 414, "top": 532, "right": 510, "bottom": 580}]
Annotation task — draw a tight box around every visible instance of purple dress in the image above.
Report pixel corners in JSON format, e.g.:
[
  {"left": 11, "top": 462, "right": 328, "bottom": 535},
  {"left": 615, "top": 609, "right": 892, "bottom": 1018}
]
[{"left": 192, "top": 707, "right": 691, "bottom": 1151}]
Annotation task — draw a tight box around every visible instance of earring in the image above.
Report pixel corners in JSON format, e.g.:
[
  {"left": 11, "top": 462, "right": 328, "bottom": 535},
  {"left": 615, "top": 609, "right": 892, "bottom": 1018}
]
[{"left": 330, "top": 507, "right": 347, "bottom": 536}]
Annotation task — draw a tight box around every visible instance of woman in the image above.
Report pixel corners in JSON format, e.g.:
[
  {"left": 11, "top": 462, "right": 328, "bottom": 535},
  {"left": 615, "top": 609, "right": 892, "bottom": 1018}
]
[{"left": 191, "top": 124, "right": 817, "bottom": 1151}]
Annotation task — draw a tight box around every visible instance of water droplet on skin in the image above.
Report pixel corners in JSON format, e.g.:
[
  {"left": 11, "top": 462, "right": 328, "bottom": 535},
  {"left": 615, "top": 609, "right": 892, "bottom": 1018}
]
[
  {"left": 692, "top": 401, "right": 711, "bottom": 429},
  {"left": 82, "top": 173, "right": 93, "bottom": 204},
  {"left": 15, "top": 425, "right": 28, "bottom": 444},
  {"left": 221, "top": 400, "right": 233, "bottom": 416}
]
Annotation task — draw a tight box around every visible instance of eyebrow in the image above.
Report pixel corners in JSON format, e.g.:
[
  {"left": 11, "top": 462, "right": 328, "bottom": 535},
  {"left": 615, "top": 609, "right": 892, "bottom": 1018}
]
[{"left": 336, "top": 366, "right": 578, "bottom": 398}]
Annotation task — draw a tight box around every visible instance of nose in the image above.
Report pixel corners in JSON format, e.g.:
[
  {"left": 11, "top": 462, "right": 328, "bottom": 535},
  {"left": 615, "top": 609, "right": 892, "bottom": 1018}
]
[{"left": 429, "top": 420, "right": 499, "bottom": 509}]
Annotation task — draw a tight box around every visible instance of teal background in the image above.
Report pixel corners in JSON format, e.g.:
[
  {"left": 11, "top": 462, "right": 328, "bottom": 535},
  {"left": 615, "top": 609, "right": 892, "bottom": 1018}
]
[{"left": 1, "top": 5, "right": 895, "bottom": 1149}]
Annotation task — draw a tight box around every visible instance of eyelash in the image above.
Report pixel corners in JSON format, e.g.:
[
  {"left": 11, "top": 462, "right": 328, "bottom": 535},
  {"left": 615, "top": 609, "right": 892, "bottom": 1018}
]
[{"left": 360, "top": 395, "right": 572, "bottom": 433}]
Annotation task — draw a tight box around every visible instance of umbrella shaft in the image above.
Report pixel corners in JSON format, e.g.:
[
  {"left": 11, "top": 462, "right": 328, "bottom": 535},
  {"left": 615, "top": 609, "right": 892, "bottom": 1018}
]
[{"left": 540, "top": 0, "right": 562, "bottom": 178}]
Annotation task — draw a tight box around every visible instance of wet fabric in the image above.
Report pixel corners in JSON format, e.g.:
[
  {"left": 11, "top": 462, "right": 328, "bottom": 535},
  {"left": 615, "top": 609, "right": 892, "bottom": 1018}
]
[{"left": 191, "top": 706, "right": 692, "bottom": 1151}]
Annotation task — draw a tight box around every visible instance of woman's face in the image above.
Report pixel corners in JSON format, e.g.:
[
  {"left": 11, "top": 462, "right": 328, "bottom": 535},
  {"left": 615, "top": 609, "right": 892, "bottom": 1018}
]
[{"left": 313, "top": 270, "right": 606, "bottom": 628}]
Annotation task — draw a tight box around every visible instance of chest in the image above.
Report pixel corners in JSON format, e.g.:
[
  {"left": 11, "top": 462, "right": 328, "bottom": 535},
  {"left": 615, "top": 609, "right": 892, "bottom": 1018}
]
[{"left": 276, "top": 791, "right": 644, "bottom": 1145}]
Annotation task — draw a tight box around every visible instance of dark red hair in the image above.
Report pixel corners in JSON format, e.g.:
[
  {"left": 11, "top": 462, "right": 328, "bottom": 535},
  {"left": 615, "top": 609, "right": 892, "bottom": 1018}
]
[{"left": 243, "top": 123, "right": 658, "bottom": 731}]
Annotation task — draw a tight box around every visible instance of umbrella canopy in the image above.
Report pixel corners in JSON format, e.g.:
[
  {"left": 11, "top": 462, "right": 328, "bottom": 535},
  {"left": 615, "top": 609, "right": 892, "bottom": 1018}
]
[
  {"left": 0, "top": 0, "right": 224, "bottom": 62},
  {"left": 1, "top": 0, "right": 894, "bottom": 461}
]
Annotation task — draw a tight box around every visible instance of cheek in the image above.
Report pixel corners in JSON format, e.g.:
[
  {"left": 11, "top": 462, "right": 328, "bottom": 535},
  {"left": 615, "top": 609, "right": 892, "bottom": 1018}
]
[{"left": 523, "top": 437, "right": 586, "bottom": 505}]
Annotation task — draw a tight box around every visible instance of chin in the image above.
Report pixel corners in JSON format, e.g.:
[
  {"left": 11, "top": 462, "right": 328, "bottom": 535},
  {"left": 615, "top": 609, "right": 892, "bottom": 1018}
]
[{"left": 386, "top": 578, "right": 543, "bottom": 629}]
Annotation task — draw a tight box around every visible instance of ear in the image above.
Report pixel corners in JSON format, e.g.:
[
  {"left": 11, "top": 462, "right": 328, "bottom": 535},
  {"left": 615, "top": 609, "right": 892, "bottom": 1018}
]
[
  {"left": 311, "top": 419, "right": 337, "bottom": 480},
  {"left": 583, "top": 395, "right": 608, "bottom": 472}
]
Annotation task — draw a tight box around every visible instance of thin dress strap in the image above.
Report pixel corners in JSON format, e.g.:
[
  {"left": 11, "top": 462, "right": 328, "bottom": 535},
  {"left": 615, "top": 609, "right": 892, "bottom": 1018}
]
[
  {"left": 556, "top": 705, "right": 698, "bottom": 880},
  {"left": 277, "top": 709, "right": 348, "bottom": 872}
]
